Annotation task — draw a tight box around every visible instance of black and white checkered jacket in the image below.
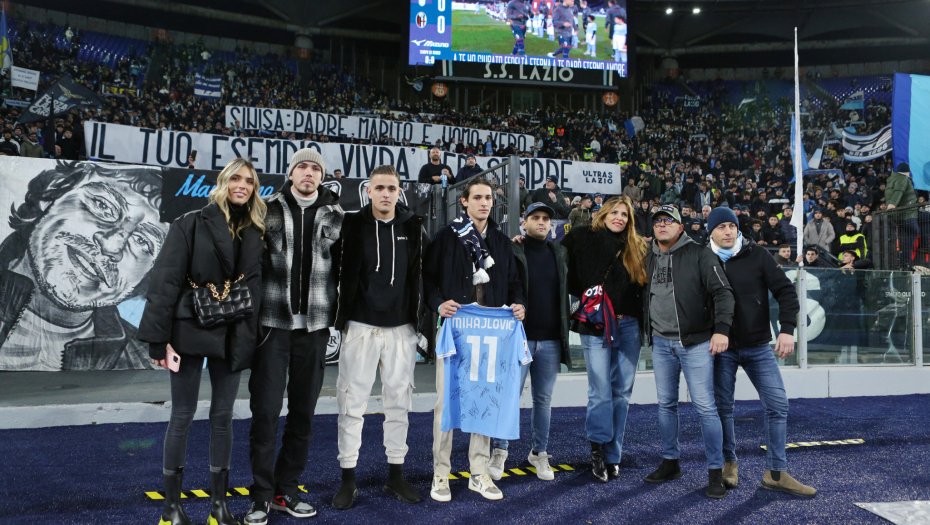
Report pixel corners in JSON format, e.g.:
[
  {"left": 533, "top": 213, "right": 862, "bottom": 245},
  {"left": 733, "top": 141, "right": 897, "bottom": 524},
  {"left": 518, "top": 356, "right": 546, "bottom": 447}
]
[{"left": 260, "top": 186, "right": 344, "bottom": 332}]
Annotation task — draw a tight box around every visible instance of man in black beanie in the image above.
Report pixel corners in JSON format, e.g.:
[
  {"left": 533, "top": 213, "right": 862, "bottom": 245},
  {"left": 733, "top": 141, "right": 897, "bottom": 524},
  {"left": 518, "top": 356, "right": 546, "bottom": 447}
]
[{"left": 705, "top": 207, "right": 815, "bottom": 498}]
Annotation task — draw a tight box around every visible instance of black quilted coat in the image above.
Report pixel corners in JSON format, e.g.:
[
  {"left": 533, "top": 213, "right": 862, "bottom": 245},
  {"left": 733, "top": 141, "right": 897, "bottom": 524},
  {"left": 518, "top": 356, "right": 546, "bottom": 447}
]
[{"left": 137, "top": 202, "right": 264, "bottom": 371}]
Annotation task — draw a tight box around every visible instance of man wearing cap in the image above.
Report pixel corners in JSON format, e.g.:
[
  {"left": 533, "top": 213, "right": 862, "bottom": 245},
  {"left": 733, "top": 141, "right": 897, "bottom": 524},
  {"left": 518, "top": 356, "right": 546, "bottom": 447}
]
[
  {"left": 456, "top": 154, "right": 483, "bottom": 181},
  {"left": 703, "top": 207, "right": 815, "bottom": 498},
  {"left": 489, "top": 202, "right": 569, "bottom": 481},
  {"left": 592, "top": 193, "right": 604, "bottom": 212},
  {"left": 532, "top": 175, "right": 570, "bottom": 220},
  {"left": 803, "top": 208, "right": 834, "bottom": 254},
  {"left": 247, "top": 149, "right": 345, "bottom": 523},
  {"left": 686, "top": 218, "right": 707, "bottom": 245},
  {"left": 568, "top": 194, "right": 595, "bottom": 229},
  {"left": 643, "top": 205, "right": 734, "bottom": 499},
  {"left": 838, "top": 221, "right": 867, "bottom": 259},
  {"left": 886, "top": 163, "right": 918, "bottom": 268}
]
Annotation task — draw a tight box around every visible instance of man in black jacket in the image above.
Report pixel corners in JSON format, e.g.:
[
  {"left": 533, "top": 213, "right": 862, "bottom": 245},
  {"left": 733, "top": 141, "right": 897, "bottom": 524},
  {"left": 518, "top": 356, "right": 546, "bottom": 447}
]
[
  {"left": 705, "top": 207, "right": 816, "bottom": 498},
  {"left": 532, "top": 175, "right": 570, "bottom": 219},
  {"left": 455, "top": 153, "right": 483, "bottom": 181},
  {"left": 417, "top": 146, "right": 454, "bottom": 184},
  {"left": 248, "top": 148, "right": 344, "bottom": 524},
  {"left": 488, "top": 202, "right": 569, "bottom": 482},
  {"left": 643, "top": 204, "right": 733, "bottom": 499},
  {"left": 424, "top": 177, "right": 526, "bottom": 503},
  {"left": 330, "top": 166, "right": 426, "bottom": 510}
]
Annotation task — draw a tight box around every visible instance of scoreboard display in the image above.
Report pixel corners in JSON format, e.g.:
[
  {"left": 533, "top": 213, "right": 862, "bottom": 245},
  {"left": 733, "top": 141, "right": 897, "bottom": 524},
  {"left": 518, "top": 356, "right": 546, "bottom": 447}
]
[{"left": 408, "top": 0, "right": 630, "bottom": 79}]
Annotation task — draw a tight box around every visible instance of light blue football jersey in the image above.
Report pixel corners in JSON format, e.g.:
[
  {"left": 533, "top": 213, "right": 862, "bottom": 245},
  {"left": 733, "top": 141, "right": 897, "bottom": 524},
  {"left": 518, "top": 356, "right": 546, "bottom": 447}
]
[{"left": 437, "top": 304, "right": 531, "bottom": 440}]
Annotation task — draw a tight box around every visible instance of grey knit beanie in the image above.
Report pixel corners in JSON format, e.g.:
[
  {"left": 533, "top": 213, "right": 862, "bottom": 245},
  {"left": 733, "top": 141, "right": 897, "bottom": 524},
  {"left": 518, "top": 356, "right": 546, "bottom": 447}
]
[{"left": 287, "top": 148, "right": 325, "bottom": 177}]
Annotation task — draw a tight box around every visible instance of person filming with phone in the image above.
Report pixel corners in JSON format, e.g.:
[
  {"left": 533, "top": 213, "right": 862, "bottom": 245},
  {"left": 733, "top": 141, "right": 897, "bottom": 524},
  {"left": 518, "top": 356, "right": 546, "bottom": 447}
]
[{"left": 137, "top": 158, "right": 267, "bottom": 525}]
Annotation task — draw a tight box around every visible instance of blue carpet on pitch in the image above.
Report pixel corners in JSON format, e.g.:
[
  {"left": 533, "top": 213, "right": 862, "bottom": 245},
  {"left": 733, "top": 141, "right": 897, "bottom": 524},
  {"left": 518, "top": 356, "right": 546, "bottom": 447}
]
[{"left": 1, "top": 394, "right": 929, "bottom": 524}]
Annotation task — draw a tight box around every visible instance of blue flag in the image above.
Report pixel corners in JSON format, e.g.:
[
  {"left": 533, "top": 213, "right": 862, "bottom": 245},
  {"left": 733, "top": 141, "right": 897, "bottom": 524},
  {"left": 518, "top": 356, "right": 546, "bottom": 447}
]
[
  {"left": 0, "top": 9, "right": 13, "bottom": 72},
  {"left": 790, "top": 116, "right": 809, "bottom": 182},
  {"left": 193, "top": 73, "right": 222, "bottom": 98},
  {"left": 892, "top": 72, "right": 930, "bottom": 190},
  {"left": 624, "top": 116, "right": 644, "bottom": 137}
]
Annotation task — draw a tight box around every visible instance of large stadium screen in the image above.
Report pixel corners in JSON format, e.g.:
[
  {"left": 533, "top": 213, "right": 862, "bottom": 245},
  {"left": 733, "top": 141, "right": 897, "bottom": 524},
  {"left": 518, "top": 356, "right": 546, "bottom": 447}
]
[{"left": 409, "top": 0, "right": 629, "bottom": 76}]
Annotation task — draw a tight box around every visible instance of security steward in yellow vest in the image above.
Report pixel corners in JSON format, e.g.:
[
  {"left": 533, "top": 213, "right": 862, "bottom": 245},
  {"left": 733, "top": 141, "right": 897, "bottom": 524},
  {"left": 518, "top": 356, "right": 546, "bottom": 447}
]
[{"left": 838, "top": 221, "right": 867, "bottom": 259}]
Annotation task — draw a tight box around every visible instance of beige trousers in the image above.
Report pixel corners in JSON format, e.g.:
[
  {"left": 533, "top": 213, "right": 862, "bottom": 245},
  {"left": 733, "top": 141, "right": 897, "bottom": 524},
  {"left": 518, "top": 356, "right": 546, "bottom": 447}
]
[{"left": 432, "top": 354, "right": 491, "bottom": 477}]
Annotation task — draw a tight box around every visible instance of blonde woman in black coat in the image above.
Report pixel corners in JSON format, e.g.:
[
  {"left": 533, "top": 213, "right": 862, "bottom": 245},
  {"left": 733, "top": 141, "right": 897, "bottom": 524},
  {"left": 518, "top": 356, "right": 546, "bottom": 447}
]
[{"left": 138, "top": 158, "right": 266, "bottom": 525}]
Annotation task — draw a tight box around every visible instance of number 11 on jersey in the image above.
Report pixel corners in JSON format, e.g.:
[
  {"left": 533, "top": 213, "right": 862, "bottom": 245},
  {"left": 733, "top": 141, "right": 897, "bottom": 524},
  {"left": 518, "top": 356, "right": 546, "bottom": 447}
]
[{"left": 466, "top": 335, "right": 498, "bottom": 383}]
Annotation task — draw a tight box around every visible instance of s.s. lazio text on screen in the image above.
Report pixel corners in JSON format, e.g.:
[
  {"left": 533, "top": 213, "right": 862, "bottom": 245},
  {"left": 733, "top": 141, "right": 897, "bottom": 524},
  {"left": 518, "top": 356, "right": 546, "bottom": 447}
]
[{"left": 83, "top": 121, "right": 625, "bottom": 194}]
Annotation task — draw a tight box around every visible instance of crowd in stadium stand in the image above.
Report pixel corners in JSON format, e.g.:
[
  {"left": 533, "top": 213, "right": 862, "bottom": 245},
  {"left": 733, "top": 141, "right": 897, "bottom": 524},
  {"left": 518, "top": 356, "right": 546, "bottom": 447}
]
[{"left": 0, "top": 18, "right": 918, "bottom": 269}]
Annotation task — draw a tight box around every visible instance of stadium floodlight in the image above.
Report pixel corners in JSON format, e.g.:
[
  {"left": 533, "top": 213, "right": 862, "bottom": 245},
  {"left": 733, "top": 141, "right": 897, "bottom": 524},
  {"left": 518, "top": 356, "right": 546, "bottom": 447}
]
[
  {"left": 666, "top": 7, "right": 673, "bottom": 14},
  {"left": 693, "top": 7, "right": 701, "bottom": 14}
]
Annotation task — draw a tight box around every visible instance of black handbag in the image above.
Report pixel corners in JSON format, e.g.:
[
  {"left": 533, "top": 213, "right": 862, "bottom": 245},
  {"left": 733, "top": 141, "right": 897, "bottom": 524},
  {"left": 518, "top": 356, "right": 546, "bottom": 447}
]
[{"left": 187, "top": 274, "right": 253, "bottom": 328}]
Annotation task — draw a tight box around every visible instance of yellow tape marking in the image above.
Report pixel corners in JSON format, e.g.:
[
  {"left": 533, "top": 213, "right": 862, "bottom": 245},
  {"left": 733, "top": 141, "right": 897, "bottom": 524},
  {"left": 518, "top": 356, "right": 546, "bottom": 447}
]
[
  {"left": 235, "top": 488, "right": 249, "bottom": 495},
  {"left": 558, "top": 464, "right": 575, "bottom": 471},
  {"left": 146, "top": 492, "right": 164, "bottom": 500},
  {"left": 510, "top": 468, "right": 527, "bottom": 475}
]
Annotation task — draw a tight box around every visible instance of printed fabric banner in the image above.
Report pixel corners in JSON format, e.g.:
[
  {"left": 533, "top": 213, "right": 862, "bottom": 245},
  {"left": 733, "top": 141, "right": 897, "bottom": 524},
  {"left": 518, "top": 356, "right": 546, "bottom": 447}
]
[
  {"left": 194, "top": 73, "right": 222, "bottom": 98},
  {"left": 225, "top": 105, "right": 536, "bottom": 151},
  {"left": 0, "top": 157, "right": 436, "bottom": 371},
  {"left": 841, "top": 124, "right": 893, "bottom": 162},
  {"left": 85, "top": 121, "right": 624, "bottom": 195},
  {"left": 11, "top": 65, "right": 39, "bottom": 90}
]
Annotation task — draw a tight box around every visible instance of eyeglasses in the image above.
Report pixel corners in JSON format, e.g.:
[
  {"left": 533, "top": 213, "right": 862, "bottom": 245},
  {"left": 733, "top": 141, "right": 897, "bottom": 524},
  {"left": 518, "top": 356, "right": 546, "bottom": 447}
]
[{"left": 653, "top": 217, "right": 677, "bottom": 226}]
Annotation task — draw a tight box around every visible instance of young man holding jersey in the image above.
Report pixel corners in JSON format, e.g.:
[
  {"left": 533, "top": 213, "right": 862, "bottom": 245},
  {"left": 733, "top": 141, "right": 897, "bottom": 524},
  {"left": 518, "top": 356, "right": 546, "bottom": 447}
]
[{"left": 424, "top": 177, "right": 526, "bottom": 502}]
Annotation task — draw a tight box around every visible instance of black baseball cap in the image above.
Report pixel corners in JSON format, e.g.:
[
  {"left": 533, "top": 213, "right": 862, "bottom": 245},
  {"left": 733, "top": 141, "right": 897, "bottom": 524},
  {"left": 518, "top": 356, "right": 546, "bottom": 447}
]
[
  {"left": 524, "top": 202, "right": 554, "bottom": 218},
  {"left": 651, "top": 204, "right": 682, "bottom": 224}
]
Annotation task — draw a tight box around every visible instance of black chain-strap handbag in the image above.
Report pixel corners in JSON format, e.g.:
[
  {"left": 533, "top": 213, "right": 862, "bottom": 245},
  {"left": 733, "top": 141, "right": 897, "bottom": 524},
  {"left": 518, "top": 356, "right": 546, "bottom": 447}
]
[{"left": 187, "top": 274, "right": 253, "bottom": 328}]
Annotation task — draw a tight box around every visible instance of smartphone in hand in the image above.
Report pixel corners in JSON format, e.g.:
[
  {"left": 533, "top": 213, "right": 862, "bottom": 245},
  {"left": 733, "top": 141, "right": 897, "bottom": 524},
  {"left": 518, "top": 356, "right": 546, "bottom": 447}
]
[{"left": 166, "top": 345, "right": 181, "bottom": 373}]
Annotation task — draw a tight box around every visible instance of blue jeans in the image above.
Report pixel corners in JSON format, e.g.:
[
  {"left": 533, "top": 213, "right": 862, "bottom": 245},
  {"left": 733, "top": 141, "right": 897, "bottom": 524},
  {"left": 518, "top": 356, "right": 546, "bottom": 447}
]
[
  {"left": 652, "top": 335, "right": 724, "bottom": 469},
  {"left": 491, "top": 340, "right": 562, "bottom": 453},
  {"left": 714, "top": 344, "right": 789, "bottom": 471},
  {"left": 580, "top": 317, "right": 641, "bottom": 464}
]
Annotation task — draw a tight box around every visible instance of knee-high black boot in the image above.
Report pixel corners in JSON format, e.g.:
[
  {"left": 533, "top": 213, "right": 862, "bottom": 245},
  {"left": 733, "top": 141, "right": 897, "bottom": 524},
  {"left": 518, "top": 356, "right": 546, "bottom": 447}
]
[{"left": 159, "top": 467, "right": 193, "bottom": 525}]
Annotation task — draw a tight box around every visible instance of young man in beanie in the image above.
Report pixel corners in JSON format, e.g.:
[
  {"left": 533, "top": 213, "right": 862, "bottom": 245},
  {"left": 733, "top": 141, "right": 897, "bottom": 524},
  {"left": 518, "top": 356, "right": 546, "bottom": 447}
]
[
  {"left": 643, "top": 205, "right": 734, "bottom": 499},
  {"left": 246, "top": 148, "right": 345, "bottom": 524},
  {"left": 705, "top": 206, "right": 816, "bottom": 498},
  {"left": 456, "top": 153, "right": 483, "bottom": 181}
]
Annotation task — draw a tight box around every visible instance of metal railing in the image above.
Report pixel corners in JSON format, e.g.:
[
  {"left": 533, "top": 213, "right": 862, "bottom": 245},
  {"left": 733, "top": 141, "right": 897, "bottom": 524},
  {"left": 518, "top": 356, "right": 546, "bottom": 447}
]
[
  {"left": 424, "top": 155, "right": 522, "bottom": 239},
  {"left": 872, "top": 203, "right": 930, "bottom": 271}
]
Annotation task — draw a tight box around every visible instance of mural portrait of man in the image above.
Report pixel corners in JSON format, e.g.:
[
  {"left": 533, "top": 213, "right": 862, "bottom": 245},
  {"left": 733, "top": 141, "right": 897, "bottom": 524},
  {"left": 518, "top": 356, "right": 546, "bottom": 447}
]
[{"left": 0, "top": 160, "right": 167, "bottom": 371}]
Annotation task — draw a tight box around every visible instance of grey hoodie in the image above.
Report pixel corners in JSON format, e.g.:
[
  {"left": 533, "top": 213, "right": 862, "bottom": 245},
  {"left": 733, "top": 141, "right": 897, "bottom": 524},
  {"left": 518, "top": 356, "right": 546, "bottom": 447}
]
[{"left": 649, "top": 233, "right": 693, "bottom": 340}]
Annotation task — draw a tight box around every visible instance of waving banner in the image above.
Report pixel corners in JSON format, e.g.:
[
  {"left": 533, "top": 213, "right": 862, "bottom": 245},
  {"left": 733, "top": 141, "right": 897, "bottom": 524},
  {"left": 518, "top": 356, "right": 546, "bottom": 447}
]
[
  {"left": 225, "top": 105, "right": 535, "bottom": 151},
  {"left": 841, "top": 124, "right": 893, "bottom": 162},
  {"left": 84, "top": 122, "right": 625, "bottom": 195}
]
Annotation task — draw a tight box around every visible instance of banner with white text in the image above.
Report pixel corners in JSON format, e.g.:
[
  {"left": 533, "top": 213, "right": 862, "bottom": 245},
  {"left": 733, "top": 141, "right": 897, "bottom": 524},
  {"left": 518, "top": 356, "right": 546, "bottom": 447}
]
[
  {"left": 224, "top": 105, "right": 535, "bottom": 151},
  {"left": 84, "top": 122, "right": 624, "bottom": 194}
]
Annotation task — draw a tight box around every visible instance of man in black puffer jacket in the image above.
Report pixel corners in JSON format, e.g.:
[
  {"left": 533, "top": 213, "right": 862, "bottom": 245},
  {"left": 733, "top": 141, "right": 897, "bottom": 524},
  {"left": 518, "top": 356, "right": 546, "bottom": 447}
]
[{"left": 704, "top": 207, "right": 816, "bottom": 499}]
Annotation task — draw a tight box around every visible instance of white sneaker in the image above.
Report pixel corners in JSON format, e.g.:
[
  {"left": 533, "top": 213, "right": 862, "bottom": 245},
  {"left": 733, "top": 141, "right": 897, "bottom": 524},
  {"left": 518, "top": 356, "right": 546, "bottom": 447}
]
[
  {"left": 528, "top": 450, "right": 555, "bottom": 481},
  {"left": 547, "top": 52, "right": 557, "bottom": 58},
  {"left": 430, "top": 475, "right": 451, "bottom": 502},
  {"left": 468, "top": 473, "right": 503, "bottom": 500},
  {"left": 488, "top": 448, "right": 508, "bottom": 480}
]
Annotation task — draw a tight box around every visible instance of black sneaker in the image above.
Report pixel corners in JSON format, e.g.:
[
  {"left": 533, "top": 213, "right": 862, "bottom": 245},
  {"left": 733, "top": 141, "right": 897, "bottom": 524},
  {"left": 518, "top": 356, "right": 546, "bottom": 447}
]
[
  {"left": 244, "top": 501, "right": 270, "bottom": 525},
  {"left": 707, "top": 469, "right": 727, "bottom": 499},
  {"left": 272, "top": 494, "right": 317, "bottom": 518}
]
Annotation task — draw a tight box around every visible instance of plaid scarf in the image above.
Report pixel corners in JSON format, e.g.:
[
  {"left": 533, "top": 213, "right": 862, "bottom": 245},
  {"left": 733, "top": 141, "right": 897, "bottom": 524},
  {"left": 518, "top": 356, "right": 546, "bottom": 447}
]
[{"left": 450, "top": 212, "right": 495, "bottom": 284}]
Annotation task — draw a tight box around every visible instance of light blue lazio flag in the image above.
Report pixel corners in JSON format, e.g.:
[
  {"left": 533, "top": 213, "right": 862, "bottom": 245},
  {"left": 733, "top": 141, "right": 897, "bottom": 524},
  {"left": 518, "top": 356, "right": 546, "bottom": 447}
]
[
  {"left": 893, "top": 73, "right": 930, "bottom": 190},
  {"left": 0, "top": 8, "right": 13, "bottom": 73},
  {"left": 789, "top": 116, "right": 809, "bottom": 182}
]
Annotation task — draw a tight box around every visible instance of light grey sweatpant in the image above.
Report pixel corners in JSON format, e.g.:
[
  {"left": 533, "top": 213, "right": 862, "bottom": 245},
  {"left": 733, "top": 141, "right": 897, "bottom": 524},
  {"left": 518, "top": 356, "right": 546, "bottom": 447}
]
[{"left": 432, "top": 354, "right": 491, "bottom": 477}]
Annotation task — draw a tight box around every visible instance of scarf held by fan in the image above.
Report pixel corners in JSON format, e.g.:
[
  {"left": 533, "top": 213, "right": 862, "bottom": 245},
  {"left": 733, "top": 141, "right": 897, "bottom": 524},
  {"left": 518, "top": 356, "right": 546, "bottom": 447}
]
[{"left": 450, "top": 211, "right": 495, "bottom": 284}]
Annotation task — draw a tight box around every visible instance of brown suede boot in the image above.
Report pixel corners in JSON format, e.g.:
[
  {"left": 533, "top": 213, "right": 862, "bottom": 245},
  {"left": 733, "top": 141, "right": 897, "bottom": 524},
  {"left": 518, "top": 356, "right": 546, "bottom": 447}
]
[
  {"left": 761, "top": 471, "right": 817, "bottom": 498},
  {"left": 722, "top": 462, "right": 738, "bottom": 489}
]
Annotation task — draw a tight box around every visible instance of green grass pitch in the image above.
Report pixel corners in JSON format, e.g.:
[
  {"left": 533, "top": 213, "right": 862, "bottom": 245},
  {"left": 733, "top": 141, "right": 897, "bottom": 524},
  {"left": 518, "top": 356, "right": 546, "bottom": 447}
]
[{"left": 451, "top": 11, "right": 616, "bottom": 62}]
